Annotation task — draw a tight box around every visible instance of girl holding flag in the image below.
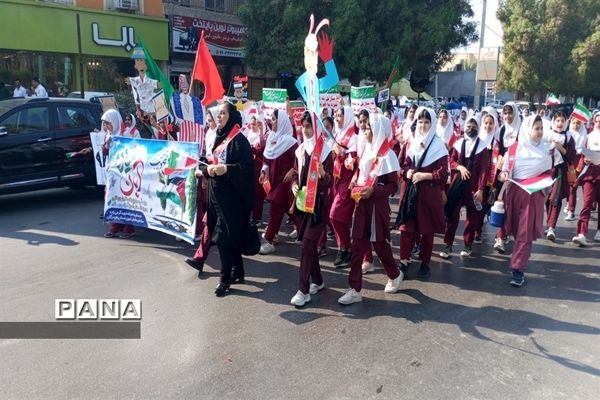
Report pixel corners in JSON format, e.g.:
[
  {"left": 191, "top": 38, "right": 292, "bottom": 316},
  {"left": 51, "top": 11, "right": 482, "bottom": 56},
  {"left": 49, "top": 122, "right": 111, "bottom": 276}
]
[
  {"left": 572, "top": 112, "right": 600, "bottom": 246},
  {"left": 290, "top": 112, "right": 333, "bottom": 307},
  {"left": 397, "top": 107, "right": 448, "bottom": 280},
  {"left": 498, "top": 115, "right": 553, "bottom": 287},
  {"left": 259, "top": 109, "right": 299, "bottom": 255},
  {"left": 329, "top": 106, "right": 358, "bottom": 268},
  {"left": 338, "top": 112, "right": 403, "bottom": 305},
  {"left": 545, "top": 111, "right": 576, "bottom": 241}
]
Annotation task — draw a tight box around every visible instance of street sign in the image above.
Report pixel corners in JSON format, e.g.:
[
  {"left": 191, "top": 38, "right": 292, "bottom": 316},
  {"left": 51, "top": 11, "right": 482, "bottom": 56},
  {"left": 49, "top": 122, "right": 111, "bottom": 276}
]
[{"left": 485, "top": 81, "right": 496, "bottom": 96}]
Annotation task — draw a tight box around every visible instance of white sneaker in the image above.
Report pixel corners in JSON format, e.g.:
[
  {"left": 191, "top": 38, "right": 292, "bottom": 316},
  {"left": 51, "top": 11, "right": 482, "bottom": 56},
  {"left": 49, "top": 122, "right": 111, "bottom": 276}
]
[
  {"left": 594, "top": 230, "right": 600, "bottom": 242},
  {"left": 563, "top": 206, "right": 569, "bottom": 214},
  {"left": 361, "top": 261, "right": 375, "bottom": 274},
  {"left": 290, "top": 290, "right": 310, "bottom": 306},
  {"left": 572, "top": 234, "right": 587, "bottom": 247},
  {"left": 384, "top": 271, "right": 404, "bottom": 293},
  {"left": 546, "top": 228, "right": 556, "bottom": 242},
  {"left": 564, "top": 211, "right": 576, "bottom": 221},
  {"left": 289, "top": 230, "right": 298, "bottom": 240},
  {"left": 309, "top": 282, "right": 325, "bottom": 295},
  {"left": 338, "top": 288, "right": 362, "bottom": 305},
  {"left": 493, "top": 238, "right": 505, "bottom": 253},
  {"left": 259, "top": 241, "right": 275, "bottom": 255}
]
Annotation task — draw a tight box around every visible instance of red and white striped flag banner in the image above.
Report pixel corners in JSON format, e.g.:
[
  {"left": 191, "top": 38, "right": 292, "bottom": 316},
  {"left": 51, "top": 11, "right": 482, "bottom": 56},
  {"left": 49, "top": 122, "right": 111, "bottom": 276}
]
[{"left": 179, "top": 120, "right": 205, "bottom": 155}]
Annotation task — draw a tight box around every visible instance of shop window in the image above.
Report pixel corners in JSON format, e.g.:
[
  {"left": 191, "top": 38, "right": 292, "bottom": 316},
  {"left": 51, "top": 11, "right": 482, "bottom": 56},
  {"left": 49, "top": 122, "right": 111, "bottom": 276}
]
[
  {"left": 57, "top": 106, "right": 97, "bottom": 129},
  {"left": 1, "top": 107, "right": 49, "bottom": 135},
  {"left": 205, "top": 0, "right": 224, "bottom": 12}
]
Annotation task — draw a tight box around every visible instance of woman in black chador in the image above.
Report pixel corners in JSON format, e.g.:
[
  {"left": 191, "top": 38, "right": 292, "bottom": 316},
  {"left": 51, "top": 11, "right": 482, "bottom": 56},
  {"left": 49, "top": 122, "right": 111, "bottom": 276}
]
[{"left": 197, "top": 101, "right": 254, "bottom": 297}]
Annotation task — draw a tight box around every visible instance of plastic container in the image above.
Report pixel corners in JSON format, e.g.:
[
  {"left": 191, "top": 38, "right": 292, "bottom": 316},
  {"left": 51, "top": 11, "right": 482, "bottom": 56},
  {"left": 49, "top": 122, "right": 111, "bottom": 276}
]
[
  {"left": 489, "top": 201, "right": 505, "bottom": 228},
  {"left": 473, "top": 193, "right": 483, "bottom": 211}
]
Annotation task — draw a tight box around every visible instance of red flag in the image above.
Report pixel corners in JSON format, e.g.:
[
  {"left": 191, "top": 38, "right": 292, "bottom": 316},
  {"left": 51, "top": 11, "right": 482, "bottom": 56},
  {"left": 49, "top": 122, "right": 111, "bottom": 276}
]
[{"left": 192, "top": 31, "right": 224, "bottom": 106}]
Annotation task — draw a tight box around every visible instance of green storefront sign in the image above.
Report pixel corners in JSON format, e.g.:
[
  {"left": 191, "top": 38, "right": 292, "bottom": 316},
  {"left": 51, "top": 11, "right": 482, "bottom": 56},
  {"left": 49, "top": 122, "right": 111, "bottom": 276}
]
[{"left": 0, "top": 0, "right": 167, "bottom": 59}]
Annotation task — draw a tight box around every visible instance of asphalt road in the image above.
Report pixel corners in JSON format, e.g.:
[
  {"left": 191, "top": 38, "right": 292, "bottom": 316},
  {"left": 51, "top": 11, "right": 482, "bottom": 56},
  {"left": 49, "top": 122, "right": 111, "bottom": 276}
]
[{"left": 1, "top": 188, "right": 599, "bottom": 399}]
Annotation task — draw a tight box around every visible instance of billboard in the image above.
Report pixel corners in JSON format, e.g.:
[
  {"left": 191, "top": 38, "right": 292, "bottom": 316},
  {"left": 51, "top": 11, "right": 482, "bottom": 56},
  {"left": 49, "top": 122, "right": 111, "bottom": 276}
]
[{"left": 171, "top": 15, "right": 246, "bottom": 58}]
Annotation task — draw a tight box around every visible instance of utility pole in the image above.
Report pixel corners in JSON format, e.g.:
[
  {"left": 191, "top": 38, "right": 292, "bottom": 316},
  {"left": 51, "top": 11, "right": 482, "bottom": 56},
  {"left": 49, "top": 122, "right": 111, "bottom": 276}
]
[{"left": 474, "top": 0, "right": 487, "bottom": 110}]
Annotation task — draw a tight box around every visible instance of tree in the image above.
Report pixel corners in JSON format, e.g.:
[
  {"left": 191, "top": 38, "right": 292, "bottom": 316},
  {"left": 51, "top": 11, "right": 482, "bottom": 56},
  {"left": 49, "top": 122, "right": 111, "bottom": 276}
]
[
  {"left": 238, "top": 0, "right": 477, "bottom": 85},
  {"left": 498, "top": 0, "right": 600, "bottom": 100}
]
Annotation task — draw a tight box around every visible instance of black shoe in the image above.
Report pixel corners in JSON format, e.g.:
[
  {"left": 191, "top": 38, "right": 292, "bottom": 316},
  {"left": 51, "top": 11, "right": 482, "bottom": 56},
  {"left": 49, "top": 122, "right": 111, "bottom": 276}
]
[
  {"left": 333, "top": 250, "right": 343, "bottom": 267},
  {"left": 336, "top": 250, "right": 351, "bottom": 268},
  {"left": 417, "top": 263, "right": 431, "bottom": 280},
  {"left": 400, "top": 262, "right": 410, "bottom": 279},
  {"left": 214, "top": 283, "right": 230, "bottom": 297},
  {"left": 230, "top": 275, "right": 245, "bottom": 285},
  {"left": 412, "top": 244, "right": 420, "bottom": 255},
  {"left": 185, "top": 258, "right": 204, "bottom": 272},
  {"left": 317, "top": 247, "right": 327, "bottom": 258}
]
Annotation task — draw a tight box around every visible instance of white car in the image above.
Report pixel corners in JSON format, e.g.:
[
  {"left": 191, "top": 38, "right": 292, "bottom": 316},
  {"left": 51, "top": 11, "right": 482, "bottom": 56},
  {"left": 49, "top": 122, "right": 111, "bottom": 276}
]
[{"left": 67, "top": 91, "right": 112, "bottom": 101}]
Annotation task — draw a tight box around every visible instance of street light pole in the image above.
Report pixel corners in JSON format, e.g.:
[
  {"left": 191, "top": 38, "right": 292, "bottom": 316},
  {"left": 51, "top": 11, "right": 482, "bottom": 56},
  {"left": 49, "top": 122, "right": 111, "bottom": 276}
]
[
  {"left": 76, "top": 13, "right": 85, "bottom": 99},
  {"left": 475, "top": 0, "right": 487, "bottom": 110}
]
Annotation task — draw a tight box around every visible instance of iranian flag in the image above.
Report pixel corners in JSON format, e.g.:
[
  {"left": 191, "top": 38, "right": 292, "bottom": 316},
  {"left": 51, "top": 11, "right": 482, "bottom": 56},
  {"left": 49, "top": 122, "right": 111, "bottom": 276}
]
[
  {"left": 571, "top": 103, "right": 592, "bottom": 124},
  {"left": 163, "top": 150, "right": 197, "bottom": 176},
  {"left": 510, "top": 172, "right": 555, "bottom": 194},
  {"left": 546, "top": 93, "right": 560, "bottom": 106}
]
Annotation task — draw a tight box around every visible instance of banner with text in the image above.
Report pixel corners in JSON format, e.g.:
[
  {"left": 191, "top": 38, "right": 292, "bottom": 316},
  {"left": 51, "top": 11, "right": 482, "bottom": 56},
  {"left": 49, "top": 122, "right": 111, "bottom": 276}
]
[
  {"left": 319, "top": 84, "right": 340, "bottom": 112},
  {"left": 262, "top": 88, "right": 288, "bottom": 120},
  {"left": 350, "top": 86, "right": 376, "bottom": 115},
  {"left": 104, "top": 137, "right": 199, "bottom": 244},
  {"left": 171, "top": 15, "right": 247, "bottom": 58}
]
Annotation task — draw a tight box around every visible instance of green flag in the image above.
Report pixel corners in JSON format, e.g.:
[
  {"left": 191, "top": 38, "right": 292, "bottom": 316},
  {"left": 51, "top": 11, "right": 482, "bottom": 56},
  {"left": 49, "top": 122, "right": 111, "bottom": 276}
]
[
  {"left": 385, "top": 56, "right": 401, "bottom": 88},
  {"left": 138, "top": 38, "right": 174, "bottom": 104}
]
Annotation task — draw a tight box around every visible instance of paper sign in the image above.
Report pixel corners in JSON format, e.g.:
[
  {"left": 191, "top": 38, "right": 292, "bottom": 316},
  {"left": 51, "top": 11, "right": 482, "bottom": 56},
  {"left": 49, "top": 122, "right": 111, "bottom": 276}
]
[
  {"left": 350, "top": 86, "right": 376, "bottom": 115},
  {"left": 262, "top": 88, "right": 287, "bottom": 120},
  {"left": 152, "top": 90, "right": 170, "bottom": 122},
  {"left": 98, "top": 96, "right": 117, "bottom": 113}
]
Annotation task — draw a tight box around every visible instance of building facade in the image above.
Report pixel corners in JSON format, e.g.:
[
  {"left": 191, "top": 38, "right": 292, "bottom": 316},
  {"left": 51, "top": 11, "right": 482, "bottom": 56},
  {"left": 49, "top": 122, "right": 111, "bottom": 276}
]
[
  {"left": 0, "top": 0, "right": 168, "bottom": 98},
  {"left": 163, "top": 0, "right": 279, "bottom": 101}
]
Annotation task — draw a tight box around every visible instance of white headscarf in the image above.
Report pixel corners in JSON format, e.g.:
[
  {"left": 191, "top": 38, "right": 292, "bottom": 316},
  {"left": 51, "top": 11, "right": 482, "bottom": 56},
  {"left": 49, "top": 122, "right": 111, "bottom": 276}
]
[
  {"left": 453, "top": 115, "right": 482, "bottom": 155},
  {"left": 263, "top": 110, "right": 297, "bottom": 160},
  {"left": 501, "top": 102, "right": 521, "bottom": 148},
  {"left": 121, "top": 113, "right": 139, "bottom": 138},
  {"left": 406, "top": 107, "right": 448, "bottom": 168},
  {"left": 204, "top": 107, "right": 218, "bottom": 159},
  {"left": 478, "top": 110, "right": 499, "bottom": 154},
  {"left": 295, "top": 116, "right": 332, "bottom": 164},
  {"left": 586, "top": 123, "right": 600, "bottom": 152},
  {"left": 242, "top": 107, "right": 264, "bottom": 147},
  {"left": 401, "top": 106, "right": 417, "bottom": 141},
  {"left": 568, "top": 119, "right": 588, "bottom": 154},
  {"left": 100, "top": 109, "right": 123, "bottom": 137},
  {"left": 436, "top": 109, "right": 454, "bottom": 144},
  {"left": 334, "top": 106, "right": 357, "bottom": 152},
  {"left": 509, "top": 116, "right": 552, "bottom": 180},
  {"left": 356, "top": 113, "right": 400, "bottom": 185}
]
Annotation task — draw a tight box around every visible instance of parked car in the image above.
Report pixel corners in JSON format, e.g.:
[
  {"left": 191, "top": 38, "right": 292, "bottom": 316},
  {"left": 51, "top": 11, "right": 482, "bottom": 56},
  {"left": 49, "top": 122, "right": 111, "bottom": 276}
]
[
  {"left": 0, "top": 97, "right": 104, "bottom": 195},
  {"left": 67, "top": 91, "right": 113, "bottom": 101}
]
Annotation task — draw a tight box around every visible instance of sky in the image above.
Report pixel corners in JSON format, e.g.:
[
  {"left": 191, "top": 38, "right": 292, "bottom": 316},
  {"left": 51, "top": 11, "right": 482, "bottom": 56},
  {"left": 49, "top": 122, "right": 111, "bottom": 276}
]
[{"left": 456, "top": 0, "right": 504, "bottom": 53}]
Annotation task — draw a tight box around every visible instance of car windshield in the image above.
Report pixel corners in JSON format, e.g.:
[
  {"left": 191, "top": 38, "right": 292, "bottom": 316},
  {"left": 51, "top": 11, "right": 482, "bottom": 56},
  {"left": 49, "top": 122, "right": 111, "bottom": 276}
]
[{"left": 0, "top": 99, "right": 27, "bottom": 117}]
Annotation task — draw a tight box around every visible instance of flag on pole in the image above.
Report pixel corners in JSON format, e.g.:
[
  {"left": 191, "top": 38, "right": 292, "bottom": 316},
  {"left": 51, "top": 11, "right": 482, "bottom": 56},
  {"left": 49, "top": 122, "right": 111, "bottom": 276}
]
[
  {"left": 192, "top": 31, "right": 225, "bottom": 106},
  {"left": 163, "top": 150, "right": 198, "bottom": 176},
  {"left": 385, "top": 56, "right": 401, "bottom": 88},
  {"left": 138, "top": 39, "right": 174, "bottom": 105},
  {"left": 571, "top": 103, "right": 592, "bottom": 124},
  {"left": 546, "top": 93, "right": 560, "bottom": 106}
]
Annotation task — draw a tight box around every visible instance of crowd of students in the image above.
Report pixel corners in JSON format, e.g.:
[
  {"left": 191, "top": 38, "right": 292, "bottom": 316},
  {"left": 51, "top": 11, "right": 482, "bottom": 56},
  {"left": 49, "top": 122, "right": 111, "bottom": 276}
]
[{"left": 99, "top": 97, "right": 600, "bottom": 305}]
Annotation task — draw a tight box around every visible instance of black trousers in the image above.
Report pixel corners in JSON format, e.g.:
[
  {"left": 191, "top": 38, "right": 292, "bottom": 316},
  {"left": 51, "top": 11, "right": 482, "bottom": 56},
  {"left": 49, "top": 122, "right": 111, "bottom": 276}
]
[{"left": 217, "top": 244, "right": 244, "bottom": 285}]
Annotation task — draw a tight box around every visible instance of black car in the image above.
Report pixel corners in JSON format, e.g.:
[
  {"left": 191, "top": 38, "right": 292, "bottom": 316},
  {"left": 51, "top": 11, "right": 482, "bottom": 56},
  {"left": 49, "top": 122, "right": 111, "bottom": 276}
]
[{"left": 0, "top": 97, "right": 104, "bottom": 195}]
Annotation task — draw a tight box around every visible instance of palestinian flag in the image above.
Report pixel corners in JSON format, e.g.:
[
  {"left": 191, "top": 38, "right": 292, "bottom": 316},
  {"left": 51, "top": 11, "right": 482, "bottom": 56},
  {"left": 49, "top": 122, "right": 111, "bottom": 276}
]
[
  {"left": 163, "top": 150, "right": 197, "bottom": 176},
  {"left": 510, "top": 172, "right": 555, "bottom": 194},
  {"left": 546, "top": 93, "right": 560, "bottom": 106},
  {"left": 571, "top": 103, "right": 592, "bottom": 124}
]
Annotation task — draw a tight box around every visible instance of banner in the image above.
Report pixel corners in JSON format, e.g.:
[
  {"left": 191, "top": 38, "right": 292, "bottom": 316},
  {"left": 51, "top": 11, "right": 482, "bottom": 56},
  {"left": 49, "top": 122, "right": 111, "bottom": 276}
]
[
  {"left": 171, "top": 15, "right": 246, "bottom": 58},
  {"left": 378, "top": 88, "right": 390, "bottom": 104},
  {"left": 262, "top": 88, "right": 287, "bottom": 120},
  {"left": 104, "top": 137, "right": 199, "bottom": 244},
  {"left": 152, "top": 90, "right": 170, "bottom": 122},
  {"left": 289, "top": 100, "right": 307, "bottom": 128},
  {"left": 350, "top": 86, "right": 376, "bottom": 115},
  {"left": 319, "top": 84, "right": 340, "bottom": 112},
  {"left": 90, "top": 131, "right": 107, "bottom": 185}
]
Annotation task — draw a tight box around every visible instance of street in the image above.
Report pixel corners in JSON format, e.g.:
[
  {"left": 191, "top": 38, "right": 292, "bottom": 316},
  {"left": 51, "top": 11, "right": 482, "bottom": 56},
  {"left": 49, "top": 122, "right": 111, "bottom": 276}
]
[{"left": 1, "top": 188, "right": 599, "bottom": 399}]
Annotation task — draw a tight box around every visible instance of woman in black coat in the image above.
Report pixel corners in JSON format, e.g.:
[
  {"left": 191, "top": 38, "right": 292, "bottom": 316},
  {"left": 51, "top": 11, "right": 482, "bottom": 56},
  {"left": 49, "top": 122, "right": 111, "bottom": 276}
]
[{"left": 197, "top": 101, "right": 254, "bottom": 297}]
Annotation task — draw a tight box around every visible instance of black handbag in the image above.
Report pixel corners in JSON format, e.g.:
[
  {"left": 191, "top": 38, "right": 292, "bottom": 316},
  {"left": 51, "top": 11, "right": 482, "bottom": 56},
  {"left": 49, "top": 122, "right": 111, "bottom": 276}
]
[
  {"left": 397, "top": 138, "right": 434, "bottom": 225},
  {"left": 241, "top": 220, "right": 260, "bottom": 256}
]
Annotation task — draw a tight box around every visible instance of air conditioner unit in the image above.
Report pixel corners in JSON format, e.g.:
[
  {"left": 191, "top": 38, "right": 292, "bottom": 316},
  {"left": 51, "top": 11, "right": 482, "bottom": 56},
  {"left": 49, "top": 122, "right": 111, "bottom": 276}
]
[{"left": 114, "top": 0, "right": 138, "bottom": 10}]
